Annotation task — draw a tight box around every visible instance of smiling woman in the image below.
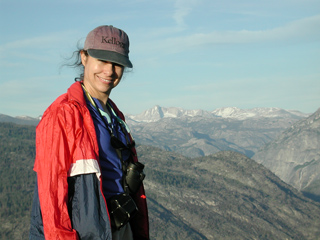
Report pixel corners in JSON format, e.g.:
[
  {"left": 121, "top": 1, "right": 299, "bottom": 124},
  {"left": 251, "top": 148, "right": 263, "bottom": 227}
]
[
  {"left": 29, "top": 25, "right": 149, "bottom": 240},
  {"left": 80, "top": 50, "right": 124, "bottom": 108}
]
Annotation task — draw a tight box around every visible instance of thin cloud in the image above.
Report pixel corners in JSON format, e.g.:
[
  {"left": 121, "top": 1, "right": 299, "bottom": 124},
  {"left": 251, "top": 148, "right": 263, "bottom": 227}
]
[
  {"left": 173, "top": 0, "right": 201, "bottom": 28},
  {"left": 135, "top": 14, "right": 320, "bottom": 56},
  {"left": 0, "top": 30, "right": 81, "bottom": 65},
  {"left": 0, "top": 31, "right": 75, "bottom": 50}
]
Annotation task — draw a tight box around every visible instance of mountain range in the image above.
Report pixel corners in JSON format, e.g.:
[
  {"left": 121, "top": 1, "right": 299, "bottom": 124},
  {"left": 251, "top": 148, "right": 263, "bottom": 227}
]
[
  {"left": 1, "top": 122, "right": 320, "bottom": 239},
  {"left": 0, "top": 114, "right": 40, "bottom": 126},
  {"left": 1, "top": 106, "right": 308, "bottom": 125},
  {"left": 1, "top": 106, "right": 318, "bottom": 199},
  {"left": 2, "top": 106, "right": 308, "bottom": 158},
  {"left": 125, "top": 106, "right": 309, "bottom": 158},
  {"left": 126, "top": 106, "right": 308, "bottom": 123}
]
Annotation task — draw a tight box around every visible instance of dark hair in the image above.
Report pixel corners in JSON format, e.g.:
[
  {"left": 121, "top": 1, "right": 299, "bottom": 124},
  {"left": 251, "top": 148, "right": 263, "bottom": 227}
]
[
  {"left": 60, "top": 47, "right": 86, "bottom": 81},
  {"left": 74, "top": 49, "right": 87, "bottom": 82}
]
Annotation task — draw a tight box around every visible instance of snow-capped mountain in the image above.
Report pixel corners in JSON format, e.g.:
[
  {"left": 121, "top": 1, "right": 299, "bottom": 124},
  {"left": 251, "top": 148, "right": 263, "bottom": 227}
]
[
  {"left": 127, "top": 106, "right": 309, "bottom": 123},
  {"left": 126, "top": 105, "right": 213, "bottom": 123},
  {"left": 0, "top": 114, "right": 41, "bottom": 125},
  {"left": 211, "top": 107, "right": 308, "bottom": 120},
  {"left": 1, "top": 106, "right": 309, "bottom": 125}
]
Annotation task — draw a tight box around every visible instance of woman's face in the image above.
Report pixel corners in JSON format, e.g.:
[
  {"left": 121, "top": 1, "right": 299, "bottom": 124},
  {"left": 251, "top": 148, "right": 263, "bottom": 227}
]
[{"left": 80, "top": 51, "right": 124, "bottom": 102}]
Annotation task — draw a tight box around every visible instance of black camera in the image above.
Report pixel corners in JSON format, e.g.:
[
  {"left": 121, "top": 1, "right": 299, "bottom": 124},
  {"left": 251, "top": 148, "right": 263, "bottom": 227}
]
[
  {"left": 126, "top": 162, "right": 146, "bottom": 194},
  {"left": 107, "top": 193, "right": 138, "bottom": 231}
]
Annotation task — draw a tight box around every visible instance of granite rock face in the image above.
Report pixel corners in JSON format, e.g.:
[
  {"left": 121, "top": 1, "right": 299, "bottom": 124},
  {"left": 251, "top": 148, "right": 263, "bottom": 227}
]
[{"left": 254, "top": 108, "right": 320, "bottom": 198}]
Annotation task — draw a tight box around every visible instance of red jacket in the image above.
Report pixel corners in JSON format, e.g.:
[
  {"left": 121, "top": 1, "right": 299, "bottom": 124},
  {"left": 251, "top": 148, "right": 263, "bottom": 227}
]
[{"left": 30, "top": 81, "right": 149, "bottom": 240}]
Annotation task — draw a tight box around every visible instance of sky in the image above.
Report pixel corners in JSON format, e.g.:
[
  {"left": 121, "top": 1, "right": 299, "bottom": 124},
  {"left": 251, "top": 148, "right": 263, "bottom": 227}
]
[{"left": 0, "top": 0, "right": 319, "bottom": 117}]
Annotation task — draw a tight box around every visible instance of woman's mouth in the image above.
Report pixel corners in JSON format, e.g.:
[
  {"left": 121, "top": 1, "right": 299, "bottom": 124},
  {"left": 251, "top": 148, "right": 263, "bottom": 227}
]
[{"left": 97, "top": 76, "right": 112, "bottom": 83}]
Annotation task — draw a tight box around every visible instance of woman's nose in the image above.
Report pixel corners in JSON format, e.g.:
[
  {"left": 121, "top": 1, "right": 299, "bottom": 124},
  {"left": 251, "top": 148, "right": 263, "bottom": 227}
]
[{"left": 103, "top": 62, "right": 114, "bottom": 74}]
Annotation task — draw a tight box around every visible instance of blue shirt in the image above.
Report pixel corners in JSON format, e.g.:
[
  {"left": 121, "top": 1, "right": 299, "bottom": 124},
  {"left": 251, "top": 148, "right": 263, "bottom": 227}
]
[{"left": 84, "top": 94, "right": 131, "bottom": 200}]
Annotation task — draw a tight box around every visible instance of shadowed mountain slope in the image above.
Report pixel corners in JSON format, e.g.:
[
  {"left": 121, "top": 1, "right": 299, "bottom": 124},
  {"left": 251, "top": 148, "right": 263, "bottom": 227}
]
[
  {"left": 138, "top": 145, "right": 320, "bottom": 239},
  {"left": 254, "top": 108, "right": 320, "bottom": 200}
]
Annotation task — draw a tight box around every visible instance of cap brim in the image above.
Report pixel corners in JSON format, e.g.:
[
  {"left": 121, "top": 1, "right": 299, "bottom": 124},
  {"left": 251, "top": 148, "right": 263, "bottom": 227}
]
[{"left": 87, "top": 49, "right": 132, "bottom": 68}]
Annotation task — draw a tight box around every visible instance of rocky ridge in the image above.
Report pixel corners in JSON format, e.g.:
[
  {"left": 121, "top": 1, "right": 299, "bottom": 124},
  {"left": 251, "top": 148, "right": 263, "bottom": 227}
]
[{"left": 253, "top": 108, "right": 320, "bottom": 199}]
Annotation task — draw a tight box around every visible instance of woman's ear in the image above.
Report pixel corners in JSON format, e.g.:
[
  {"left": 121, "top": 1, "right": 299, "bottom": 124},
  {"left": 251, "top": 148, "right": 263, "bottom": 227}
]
[{"left": 80, "top": 50, "right": 87, "bottom": 67}]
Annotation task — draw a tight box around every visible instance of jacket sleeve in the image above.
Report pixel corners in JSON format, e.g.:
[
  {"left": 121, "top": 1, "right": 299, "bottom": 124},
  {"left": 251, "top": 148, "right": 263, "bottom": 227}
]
[{"left": 33, "top": 106, "right": 79, "bottom": 240}]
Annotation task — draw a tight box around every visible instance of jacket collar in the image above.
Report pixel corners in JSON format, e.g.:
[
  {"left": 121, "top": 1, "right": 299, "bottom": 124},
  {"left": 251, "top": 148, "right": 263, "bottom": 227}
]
[
  {"left": 67, "top": 81, "right": 87, "bottom": 106},
  {"left": 67, "top": 80, "right": 121, "bottom": 120}
]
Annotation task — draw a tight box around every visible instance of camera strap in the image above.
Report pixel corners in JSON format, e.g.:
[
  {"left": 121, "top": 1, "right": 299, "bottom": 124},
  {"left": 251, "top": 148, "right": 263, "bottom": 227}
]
[{"left": 82, "top": 83, "right": 134, "bottom": 193}]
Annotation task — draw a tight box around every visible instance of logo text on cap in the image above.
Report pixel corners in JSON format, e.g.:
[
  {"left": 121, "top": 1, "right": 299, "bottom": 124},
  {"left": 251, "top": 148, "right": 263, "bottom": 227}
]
[{"left": 101, "top": 36, "right": 126, "bottom": 49}]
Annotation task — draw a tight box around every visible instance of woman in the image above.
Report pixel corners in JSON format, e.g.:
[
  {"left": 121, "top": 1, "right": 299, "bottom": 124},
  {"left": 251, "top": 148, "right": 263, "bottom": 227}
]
[{"left": 29, "top": 25, "right": 149, "bottom": 240}]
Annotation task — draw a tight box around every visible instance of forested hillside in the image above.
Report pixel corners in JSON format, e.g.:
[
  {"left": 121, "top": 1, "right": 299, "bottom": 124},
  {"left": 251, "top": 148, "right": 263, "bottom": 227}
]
[{"left": 0, "top": 123, "right": 36, "bottom": 239}]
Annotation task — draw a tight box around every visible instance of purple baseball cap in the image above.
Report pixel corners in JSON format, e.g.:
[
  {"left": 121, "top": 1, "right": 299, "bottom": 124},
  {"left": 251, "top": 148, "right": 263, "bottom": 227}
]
[{"left": 84, "top": 25, "right": 132, "bottom": 68}]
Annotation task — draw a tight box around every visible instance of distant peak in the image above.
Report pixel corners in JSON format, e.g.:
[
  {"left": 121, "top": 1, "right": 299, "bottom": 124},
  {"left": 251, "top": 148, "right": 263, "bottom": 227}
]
[{"left": 126, "top": 106, "right": 310, "bottom": 123}]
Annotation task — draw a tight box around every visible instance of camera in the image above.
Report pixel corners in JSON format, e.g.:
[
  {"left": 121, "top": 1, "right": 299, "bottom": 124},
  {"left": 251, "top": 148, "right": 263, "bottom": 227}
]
[
  {"left": 126, "top": 162, "right": 146, "bottom": 194},
  {"left": 107, "top": 193, "right": 138, "bottom": 230}
]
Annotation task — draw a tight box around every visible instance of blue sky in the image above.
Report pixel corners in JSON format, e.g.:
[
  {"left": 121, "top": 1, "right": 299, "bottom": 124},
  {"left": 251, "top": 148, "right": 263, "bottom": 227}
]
[{"left": 0, "top": 0, "right": 319, "bottom": 117}]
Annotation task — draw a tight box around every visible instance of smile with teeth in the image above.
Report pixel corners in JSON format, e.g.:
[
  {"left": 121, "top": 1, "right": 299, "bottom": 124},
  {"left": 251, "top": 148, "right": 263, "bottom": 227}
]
[{"left": 97, "top": 76, "right": 113, "bottom": 83}]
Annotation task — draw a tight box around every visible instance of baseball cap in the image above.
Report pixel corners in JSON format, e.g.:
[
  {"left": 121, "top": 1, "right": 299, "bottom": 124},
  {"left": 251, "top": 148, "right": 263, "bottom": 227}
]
[{"left": 84, "top": 25, "right": 132, "bottom": 68}]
